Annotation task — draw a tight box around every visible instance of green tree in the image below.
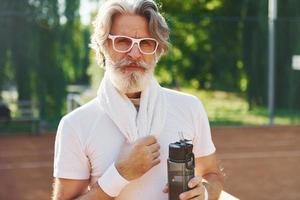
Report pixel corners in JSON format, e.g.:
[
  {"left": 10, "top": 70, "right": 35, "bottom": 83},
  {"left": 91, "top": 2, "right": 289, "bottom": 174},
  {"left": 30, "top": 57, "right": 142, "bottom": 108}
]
[
  {"left": 157, "top": 0, "right": 247, "bottom": 92},
  {"left": 241, "top": 0, "right": 268, "bottom": 109},
  {"left": 0, "top": 0, "right": 89, "bottom": 120}
]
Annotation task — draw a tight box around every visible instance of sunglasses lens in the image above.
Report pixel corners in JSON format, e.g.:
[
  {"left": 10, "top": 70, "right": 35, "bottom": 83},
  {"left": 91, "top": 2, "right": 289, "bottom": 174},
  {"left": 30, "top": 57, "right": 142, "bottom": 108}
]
[
  {"left": 114, "top": 36, "right": 133, "bottom": 52},
  {"left": 140, "top": 39, "right": 157, "bottom": 54}
]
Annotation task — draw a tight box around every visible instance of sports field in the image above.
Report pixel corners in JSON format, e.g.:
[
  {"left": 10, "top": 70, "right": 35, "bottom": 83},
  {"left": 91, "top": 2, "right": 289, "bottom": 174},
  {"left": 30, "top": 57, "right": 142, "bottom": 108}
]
[{"left": 0, "top": 126, "right": 299, "bottom": 200}]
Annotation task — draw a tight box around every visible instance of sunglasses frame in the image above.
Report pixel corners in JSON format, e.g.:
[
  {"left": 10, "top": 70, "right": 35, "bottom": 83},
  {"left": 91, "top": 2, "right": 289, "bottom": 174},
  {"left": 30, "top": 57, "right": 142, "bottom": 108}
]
[{"left": 108, "top": 34, "right": 159, "bottom": 55}]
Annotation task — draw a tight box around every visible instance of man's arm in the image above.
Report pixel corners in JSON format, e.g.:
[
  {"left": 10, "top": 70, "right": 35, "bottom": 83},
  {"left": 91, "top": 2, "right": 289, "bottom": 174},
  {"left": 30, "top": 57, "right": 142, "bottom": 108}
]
[
  {"left": 52, "top": 178, "right": 113, "bottom": 200},
  {"left": 195, "top": 153, "right": 224, "bottom": 200}
]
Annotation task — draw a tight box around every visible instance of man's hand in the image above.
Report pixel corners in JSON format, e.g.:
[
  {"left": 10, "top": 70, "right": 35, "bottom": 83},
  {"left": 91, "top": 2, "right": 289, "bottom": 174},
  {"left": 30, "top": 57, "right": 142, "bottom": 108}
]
[
  {"left": 115, "top": 135, "right": 161, "bottom": 180},
  {"left": 162, "top": 176, "right": 206, "bottom": 200}
]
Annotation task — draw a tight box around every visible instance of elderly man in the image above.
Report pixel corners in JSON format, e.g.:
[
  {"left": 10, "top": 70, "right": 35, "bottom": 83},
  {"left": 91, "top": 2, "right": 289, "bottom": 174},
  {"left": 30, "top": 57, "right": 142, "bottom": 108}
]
[{"left": 52, "top": 0, "right": 223, "bottom": 199}]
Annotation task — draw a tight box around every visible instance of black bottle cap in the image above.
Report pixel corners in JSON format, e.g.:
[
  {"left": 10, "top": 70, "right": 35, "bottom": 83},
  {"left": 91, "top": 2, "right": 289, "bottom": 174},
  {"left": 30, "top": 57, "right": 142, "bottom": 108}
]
[{"left": 169, "top": 140, "right": 193, "bottom": 162}]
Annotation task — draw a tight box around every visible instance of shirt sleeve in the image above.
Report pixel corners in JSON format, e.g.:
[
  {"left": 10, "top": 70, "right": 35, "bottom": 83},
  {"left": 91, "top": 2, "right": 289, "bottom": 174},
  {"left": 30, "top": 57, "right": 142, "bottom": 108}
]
[
  {"left": 53, "top": 117, "right": 90, "bottom": 179},
  {"left": 192, "top": 99, "right": 216, "bottom": 158}
]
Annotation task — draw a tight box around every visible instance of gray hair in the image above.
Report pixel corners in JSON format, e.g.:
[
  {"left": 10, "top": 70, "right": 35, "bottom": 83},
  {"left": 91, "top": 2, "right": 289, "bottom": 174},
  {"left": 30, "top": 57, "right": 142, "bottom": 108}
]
[{"left": 90, "top": 0, "right": 170, "bottom": 66}]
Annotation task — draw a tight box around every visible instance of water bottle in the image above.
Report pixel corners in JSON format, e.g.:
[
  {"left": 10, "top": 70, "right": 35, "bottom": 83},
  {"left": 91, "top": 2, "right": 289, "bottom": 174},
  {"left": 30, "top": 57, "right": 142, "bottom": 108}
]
[{"left": 167, "top": 137, "right": 195, "bottom": 200}]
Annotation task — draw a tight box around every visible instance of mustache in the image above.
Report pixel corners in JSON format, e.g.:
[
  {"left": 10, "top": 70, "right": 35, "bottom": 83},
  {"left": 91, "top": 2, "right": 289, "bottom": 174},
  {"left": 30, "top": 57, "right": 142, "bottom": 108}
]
[{"left": 110, "top": 57, "right": 153, "bottom": 70}]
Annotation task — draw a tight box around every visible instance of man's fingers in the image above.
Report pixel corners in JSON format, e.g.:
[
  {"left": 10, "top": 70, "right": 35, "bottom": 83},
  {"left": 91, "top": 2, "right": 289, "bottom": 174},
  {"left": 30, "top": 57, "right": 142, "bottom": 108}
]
[
  {"left": 151, "top": 157, "right": 160, "bottom": 166},
  {"left": 179, "top": 185, "right": 204, "bottom": 200},
  {"left": 137, "top": 135, "right": 157, "bottom": 145},
  {"left": 188, "top": 176, "right": 202, "bottom": 188},
  {"left": 190, "top": 197, "right": 202, "bottom": 200},
  {"left": 151, "top": 151, "right": 160, "bottom": 159},
  {"left": 148, "top": 143, "right": 160, "bottom": 153}
]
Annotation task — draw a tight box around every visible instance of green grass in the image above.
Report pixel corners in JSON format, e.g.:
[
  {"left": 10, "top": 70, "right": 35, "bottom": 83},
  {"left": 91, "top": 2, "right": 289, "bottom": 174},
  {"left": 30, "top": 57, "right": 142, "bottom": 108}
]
[
  {"left": 181, "top": 87, "right": 300, "bottom": 126},
  {"left": 1, "top": 88, "right": 299, "bottom": 134}
]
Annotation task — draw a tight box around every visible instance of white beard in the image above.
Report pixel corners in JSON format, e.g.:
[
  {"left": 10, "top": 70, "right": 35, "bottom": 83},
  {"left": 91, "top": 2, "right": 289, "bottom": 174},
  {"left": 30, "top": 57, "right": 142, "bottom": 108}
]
[{"left": 105, "top": 57, "right": 156, "bottom": 94}]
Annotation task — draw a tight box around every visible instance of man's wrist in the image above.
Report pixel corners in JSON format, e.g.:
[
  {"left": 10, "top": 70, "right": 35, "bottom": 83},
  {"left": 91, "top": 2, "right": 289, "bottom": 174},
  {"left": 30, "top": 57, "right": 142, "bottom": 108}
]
[{"left": 98, "top": 162, "right": 130, "bottom": 197}]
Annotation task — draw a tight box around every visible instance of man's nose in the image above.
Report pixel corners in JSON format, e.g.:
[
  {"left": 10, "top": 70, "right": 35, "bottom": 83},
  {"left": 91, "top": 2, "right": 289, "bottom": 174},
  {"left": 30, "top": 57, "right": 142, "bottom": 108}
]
[{"left": 127, "top": 43, "right": 142, "bottom": 60}]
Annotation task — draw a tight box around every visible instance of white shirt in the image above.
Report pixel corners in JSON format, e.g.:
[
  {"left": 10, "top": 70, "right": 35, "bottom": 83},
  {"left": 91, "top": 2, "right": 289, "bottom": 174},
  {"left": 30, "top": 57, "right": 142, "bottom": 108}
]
[{"left": 53, "top": 88, "right": 216, "bottom": 200}]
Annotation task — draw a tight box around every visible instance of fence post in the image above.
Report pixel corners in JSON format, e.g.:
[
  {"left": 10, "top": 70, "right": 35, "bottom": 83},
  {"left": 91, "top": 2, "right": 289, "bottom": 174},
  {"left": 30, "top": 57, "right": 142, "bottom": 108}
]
[{"left": 268, "top": 0, "right": 277, "bottom": 125}]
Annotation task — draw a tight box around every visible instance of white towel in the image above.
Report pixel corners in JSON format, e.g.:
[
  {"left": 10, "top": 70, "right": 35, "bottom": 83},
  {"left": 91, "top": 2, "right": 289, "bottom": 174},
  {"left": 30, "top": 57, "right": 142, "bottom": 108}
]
[{"left": 97, "top": 72, "right": 167, "bottom": 143}]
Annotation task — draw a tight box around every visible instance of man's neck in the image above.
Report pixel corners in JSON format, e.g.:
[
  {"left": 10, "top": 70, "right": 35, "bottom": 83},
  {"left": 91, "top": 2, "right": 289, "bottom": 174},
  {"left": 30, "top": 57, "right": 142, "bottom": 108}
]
[{"left": 126, "top": 92, "right": 141, "bottom": 98}]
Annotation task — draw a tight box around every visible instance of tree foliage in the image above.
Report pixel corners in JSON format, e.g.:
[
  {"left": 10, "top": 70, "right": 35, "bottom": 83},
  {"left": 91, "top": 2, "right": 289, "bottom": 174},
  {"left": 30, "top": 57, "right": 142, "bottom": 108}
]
[
  {"left": 1, "top": 0, "right": 299, "bottom": 122},
  {"left": 157, "top": 0, "right": 300, "bottom": 111},
  {"left": 0, "top": 0, "right": 90, "bottom": 119}
]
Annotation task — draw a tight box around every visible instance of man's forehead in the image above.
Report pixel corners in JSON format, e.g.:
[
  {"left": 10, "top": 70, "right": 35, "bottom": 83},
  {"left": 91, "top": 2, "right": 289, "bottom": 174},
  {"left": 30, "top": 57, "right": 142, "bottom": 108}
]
[{"left": 110, "top": 14, "right": 151, "bottom": 37}]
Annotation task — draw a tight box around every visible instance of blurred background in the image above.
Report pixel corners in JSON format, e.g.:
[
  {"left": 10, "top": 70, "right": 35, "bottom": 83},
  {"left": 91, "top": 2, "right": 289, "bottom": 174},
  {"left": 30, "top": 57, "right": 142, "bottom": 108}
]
[
  {"left": 0, "top": 0, "right": 300, "bottom": 200},
  {"left": 1, "top": 0, "right": 300, "bottom": 129}
]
